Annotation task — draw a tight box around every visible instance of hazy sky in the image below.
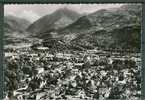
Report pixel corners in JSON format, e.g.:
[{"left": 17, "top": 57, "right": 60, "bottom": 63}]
[{"left": 4, "top": 4, "right": 123, "bottom": 22}]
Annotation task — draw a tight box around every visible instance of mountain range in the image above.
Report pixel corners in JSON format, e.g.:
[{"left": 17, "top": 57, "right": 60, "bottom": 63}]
[
  {"left": 58, "top": 4, "right": 141, "bottom": 50},
  {"left": 4, "top": 4, "right": 142, "bottom": 51}
]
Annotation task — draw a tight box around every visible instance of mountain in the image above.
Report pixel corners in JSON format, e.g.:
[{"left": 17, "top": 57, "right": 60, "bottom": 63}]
[
  {"left": 4, "top": 15, "right": 30, "bottom": 32},
  {"left": 56, "top": 4, "right": 142, "bottom": 51},
  {"left": 4, "top": 15, "right": 31, "bottom": 45},
  {"left": 60, "top": 4, "right": 141, "bottom": 33},
  {"left": 27, "top": 8, "right": 82, "bottom": 38}
]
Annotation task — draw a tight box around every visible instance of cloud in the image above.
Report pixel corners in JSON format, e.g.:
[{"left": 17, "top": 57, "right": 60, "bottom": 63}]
[
  {"left": 4, "top": 8, "right": 40, "bottom": 22},
  {"left": 18, "top": 10, "right": 40, "bottom": 22}
]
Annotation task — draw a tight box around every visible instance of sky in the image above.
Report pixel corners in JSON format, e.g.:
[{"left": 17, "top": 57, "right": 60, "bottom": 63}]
[{"left": 4, "top": 4, "right": 123, "bottom": 22}]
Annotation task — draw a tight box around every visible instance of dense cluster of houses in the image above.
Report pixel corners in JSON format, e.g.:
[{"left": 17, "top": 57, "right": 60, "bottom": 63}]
[{"left": 4, "top": 47, "right": 141, "bottom": 100}]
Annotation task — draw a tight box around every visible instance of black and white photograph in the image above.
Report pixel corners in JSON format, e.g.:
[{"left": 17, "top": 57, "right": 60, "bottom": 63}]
[{"left": 4, "top": 4, "right": 142, "bottom": 100}]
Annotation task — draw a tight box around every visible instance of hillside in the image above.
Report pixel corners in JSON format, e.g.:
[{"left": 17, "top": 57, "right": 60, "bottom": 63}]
[
  {"left": 4, "top": 15, "right": 30, "bottom": 32},
  {"left": 4, "top": 15, "right": 31, "bottom": 45},
  {"left": 57, "top": 4, "right": 142, "bottom": 51},
  {"left": 27, "top": 8, "right": 82, "bottom": 38}
]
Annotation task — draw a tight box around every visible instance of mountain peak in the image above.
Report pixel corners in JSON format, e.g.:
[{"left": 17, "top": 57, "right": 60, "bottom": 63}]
[
  {"left": 52, "top": 8, "right": 81, "bottom": 20},
  {"left": 56, "top": 7, "right": 71, "bottom": 12},
  {"left": 27, "top": 8, "right": 82, "bottom": 35}
]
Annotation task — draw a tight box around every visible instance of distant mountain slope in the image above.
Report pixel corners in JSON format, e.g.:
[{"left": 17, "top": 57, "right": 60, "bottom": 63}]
[
  {"left": 4, "top": 15, "right": 31, "bottom": 45},
  {"left": 27, "top": 8, "right": 82, "bottom": 37},
  {"left": 4, "top": 15, "right": 30, "bottom": 32}
]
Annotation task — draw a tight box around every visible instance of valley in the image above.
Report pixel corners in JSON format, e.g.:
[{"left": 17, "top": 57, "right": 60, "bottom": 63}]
[{"left": 4, "top": 4, "right": 142, "bottom": 100}]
